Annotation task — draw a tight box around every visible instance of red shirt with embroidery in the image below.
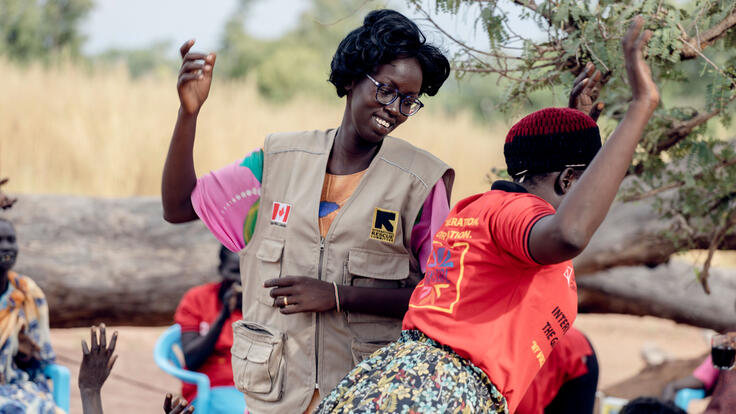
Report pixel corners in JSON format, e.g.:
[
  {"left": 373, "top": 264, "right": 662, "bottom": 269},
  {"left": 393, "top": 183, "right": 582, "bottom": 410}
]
[
  {"left": 174, "top": 282, "right": 244, "bottom": 402},
  {"left": 516, "top": 327, "right": 592, "bottom": 414},
  {"left": 403, "top": 186, "right": 579, "bottom": 413}
]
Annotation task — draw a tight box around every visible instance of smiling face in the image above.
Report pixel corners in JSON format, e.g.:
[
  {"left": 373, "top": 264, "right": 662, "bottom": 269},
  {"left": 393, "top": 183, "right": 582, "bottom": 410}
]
[
  {"left": 0, "top": 221, "right": 17, "bottom": 273},
  {"left": 343, "top": 57, "right": 423, "bottom": 145}
]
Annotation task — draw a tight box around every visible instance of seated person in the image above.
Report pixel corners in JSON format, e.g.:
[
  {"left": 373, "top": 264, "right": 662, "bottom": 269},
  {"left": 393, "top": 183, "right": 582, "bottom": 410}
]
[
  {"left": 0, "top": 218, "right": 62, "bottom": 413},
  {"left": 174, "top": 246, "right": 244, "bottom": 412},
  {"left": 516, "top": 326, "right": 598, "bottom": 414},
  {"left": 662, "top": 334, "right": 736, "bottom": 414}
]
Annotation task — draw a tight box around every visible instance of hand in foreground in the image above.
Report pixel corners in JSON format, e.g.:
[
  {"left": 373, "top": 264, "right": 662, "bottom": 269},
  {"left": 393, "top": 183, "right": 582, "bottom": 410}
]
[
  {"left": 265, "top": 276, "right": 337, "bottom": 314},
  {"left": 622, "top": 16, "right": 659, "bottom": 110},
  {"left": 79, "top": 324, "right": 118, "bottom": 391},
  {"left": 164, "top": 394, "right": 194, "bottom": 414},
  {"left": 0, "top": 178, "right": 17, "bottom": 210},
  {"left": 177, "top": 39, "right": 216, "bottom": 115},
  {"left": 569, "top": 62, "right": 604, "bottom": 121}
]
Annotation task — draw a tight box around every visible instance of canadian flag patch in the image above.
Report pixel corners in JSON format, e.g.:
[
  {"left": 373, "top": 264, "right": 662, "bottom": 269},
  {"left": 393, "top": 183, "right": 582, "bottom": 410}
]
[{"left": 271, "top": 202, "right": 291, "bottom": 227}]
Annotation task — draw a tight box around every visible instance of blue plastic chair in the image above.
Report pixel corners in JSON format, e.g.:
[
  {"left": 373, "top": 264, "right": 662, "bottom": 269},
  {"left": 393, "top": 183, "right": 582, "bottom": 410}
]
[
  {"left": 44, "top": 363, "right": 70, "bottom": 412},
  {"left": 674, "top": 388, "right": 706, "bottom": 411},
  {"left": 153, "top": 324, "right": 247, "bottom": 414}
]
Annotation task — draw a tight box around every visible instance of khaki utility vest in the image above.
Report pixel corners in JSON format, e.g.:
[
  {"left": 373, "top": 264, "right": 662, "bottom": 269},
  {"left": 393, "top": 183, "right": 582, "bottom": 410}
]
[{"left": 231, "top": 129, "right": 451, "bottom": 413}]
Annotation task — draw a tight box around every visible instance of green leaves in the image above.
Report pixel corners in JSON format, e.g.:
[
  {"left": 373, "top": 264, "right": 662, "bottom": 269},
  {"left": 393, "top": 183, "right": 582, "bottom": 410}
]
[
  {"left": 0, "top": 0, "right": 93, "bottom": 62},
  {"left": 426, "top": 0, "right": 736, "bottom": 253}
]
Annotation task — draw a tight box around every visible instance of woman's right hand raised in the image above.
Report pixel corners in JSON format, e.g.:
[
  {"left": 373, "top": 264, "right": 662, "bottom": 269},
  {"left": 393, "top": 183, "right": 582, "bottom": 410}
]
[
  {"left": 622, "top": 16, "right": 659, "bottom": 111},
  {"left": 177, "top": 40, "right": 216, "bottom": 115}
]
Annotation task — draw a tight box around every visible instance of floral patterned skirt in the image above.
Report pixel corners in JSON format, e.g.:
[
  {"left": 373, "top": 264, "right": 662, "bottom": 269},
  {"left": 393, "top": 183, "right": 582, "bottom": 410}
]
[{"left": 315, "top": 330, "right": 508, "bottom": 414}]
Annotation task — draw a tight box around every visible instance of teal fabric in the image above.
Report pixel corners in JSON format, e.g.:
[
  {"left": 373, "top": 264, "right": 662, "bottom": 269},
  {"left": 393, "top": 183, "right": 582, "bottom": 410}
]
[{"left": 239, "top": 149, "right": 264, "bottom": 183}]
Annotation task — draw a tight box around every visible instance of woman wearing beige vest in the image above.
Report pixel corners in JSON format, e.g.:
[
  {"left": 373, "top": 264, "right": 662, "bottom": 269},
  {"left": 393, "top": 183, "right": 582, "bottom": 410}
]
[{"left": 162, "top": 9, "right": 455, "bottom": 413}]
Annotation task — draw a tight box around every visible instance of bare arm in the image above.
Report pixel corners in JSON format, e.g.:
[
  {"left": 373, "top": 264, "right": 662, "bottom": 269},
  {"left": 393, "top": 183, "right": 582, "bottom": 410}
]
[
  {"left": 529, "top": 16, "right": 660, "bottom": 264},
  {"left": 79, "top": 324, "right": 118, "bottom": 414},
  {"left": 265, "top": 277, "right": 414, "bottom": 318},
  {"left": 180, "top": 285, "right": 239, "bottom": 370},
  {"left": 161, "top": 40, "right": 216, "bottom": 223},
  {"left": 339, "top": 286, "right": 414, "bottom": 318}
]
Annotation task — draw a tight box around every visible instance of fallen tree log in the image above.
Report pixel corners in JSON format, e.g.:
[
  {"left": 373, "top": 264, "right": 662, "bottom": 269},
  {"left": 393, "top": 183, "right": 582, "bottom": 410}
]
[
  {"left": 573, "top": 197, "right": 736, "bottom": 275},
  {"left": 4, "top": 194, "right": 220, "bottom": 328},
  {"left": 578, "top": 261, "right": 736, "bottom": 332},
  {"left": 3, "top": 194, "right": 736, "bottom": 329}
]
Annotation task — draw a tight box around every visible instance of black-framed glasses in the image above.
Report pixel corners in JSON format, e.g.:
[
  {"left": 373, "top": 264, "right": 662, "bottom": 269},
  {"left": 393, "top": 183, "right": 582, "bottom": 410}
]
[{"left": 365, "top": 74, "right": 424, "bottom": 116}]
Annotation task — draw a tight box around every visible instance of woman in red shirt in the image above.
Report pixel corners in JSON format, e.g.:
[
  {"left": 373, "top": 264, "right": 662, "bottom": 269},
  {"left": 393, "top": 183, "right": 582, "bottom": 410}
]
[
  {"left": 316, "top": 16, "right": 659, "bottom": 414},
  {"left": 174, "top": 246, "right": 243, "bottom": 411}
]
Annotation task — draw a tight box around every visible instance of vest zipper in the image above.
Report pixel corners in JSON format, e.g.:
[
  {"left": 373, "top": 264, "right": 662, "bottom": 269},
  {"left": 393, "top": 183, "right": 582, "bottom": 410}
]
[{"left": 315, "top": 236, "right": 325, "bottom": 388}]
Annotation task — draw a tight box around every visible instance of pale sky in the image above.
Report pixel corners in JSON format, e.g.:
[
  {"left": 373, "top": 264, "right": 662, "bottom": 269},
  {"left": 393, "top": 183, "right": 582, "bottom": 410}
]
[{"left": 80, "top": 0, "right": 542, "bottom": 56}]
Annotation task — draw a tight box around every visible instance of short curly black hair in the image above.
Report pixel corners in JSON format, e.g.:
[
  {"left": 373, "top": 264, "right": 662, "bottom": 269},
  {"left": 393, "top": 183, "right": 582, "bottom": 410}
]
[{"left": 329, "top": 9, "right": 450, "bottom": 98}]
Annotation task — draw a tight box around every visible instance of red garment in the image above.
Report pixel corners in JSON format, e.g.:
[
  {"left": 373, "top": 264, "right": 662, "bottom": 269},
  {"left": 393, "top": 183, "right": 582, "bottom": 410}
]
[
  {"left": 174, "top": 282, "right": 243, "bottom": 402},
  {"left": 403, "top": 188, "right": 579, "bottom": 413},
  {"left": 516, "top": 327, "right": 592, "bottom": 414}
]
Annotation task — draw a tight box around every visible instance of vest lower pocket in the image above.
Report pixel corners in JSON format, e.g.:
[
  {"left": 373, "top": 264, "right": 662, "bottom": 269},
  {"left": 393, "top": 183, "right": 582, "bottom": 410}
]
[
  {"left": 231, "top": 320, "right": 286, "bottom": 402},
  {"left": 256, "top": 238, "right": 285, "bottom": 306},
  {"left": 350, "top": 339, "right": 391, "bottom": 366}
]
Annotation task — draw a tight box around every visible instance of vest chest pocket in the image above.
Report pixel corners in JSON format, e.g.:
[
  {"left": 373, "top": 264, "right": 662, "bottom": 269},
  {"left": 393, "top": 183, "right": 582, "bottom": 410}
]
[
  {"left": 231, "top": 320, "right": 286, "bottom": 402},
  {"left": 256, "top": 238, "right": 285, "bottom": 306},
  {"left": 345, "top": 249, "right": 409, "bottom": 327}
]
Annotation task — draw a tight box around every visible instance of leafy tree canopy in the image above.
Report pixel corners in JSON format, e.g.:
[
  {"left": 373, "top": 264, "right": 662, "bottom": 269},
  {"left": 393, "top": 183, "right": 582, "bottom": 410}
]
[
  {"left": 0, "top": 0, "right": 93, "bottom": 61},
  {"left": 410, "top": 0, "right": 736, "bottom": 288}
]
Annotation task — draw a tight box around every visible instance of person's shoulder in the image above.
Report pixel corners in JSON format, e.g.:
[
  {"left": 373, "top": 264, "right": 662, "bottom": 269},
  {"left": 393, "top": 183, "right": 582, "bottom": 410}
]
[
  {"left": 9, "top": 272, "right": 44, "bottom": 296},
  {"left": 182, "top": 281, "right": 221, "bottom": 301},
  {"left": 265, "top": 129, "right": 334, "bottom": 153},
  {"left": 383, "top": 136, "right": 448, "bottom": 168}
]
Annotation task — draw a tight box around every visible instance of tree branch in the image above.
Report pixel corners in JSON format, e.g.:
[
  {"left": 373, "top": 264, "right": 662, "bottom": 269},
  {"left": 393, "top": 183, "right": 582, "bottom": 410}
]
[
  {"left": 680, "top": 7, "right": 736, "bottom": 60},
  {"left": 622, "top": 156, "right": 736, "bottom": 202},
  {"left": 651, "top": 93, "right": 736, "bottom": 154},
  {"left": 698, "top": 208, "right": 736, "bottom": 294},
  {"left": 415, "top": 7, "right": 521, "bottom": 60}
]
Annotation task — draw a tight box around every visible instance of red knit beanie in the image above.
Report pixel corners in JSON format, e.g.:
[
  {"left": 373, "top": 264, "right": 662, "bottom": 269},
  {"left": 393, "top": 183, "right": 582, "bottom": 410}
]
[{"left": 504, "top": 108, "right": 601, "bottom": 178}]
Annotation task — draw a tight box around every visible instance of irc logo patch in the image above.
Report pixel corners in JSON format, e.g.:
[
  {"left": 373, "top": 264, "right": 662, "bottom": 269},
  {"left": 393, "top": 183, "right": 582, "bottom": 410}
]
[{"left": 369, "top": 208, "right": 398, "bottom": 243}]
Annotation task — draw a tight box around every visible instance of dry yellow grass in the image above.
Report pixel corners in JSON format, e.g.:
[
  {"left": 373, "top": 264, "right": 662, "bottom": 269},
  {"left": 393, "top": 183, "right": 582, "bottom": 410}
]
[
  {"left": 0, "top": 61, "right": 507, "bottom": 202},
  {"left": 5, "top": 62, "right": 735, "bottom": 268}
]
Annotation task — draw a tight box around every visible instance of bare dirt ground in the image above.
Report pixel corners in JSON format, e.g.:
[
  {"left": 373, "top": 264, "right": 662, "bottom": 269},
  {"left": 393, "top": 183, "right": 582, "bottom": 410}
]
[{"left": 50, "top": 314, "right": 714, "bottom": 414}]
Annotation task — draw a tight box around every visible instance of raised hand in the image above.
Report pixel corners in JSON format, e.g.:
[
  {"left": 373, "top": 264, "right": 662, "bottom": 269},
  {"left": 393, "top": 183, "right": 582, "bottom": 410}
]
[
  {"left": 0, "top": 178, "right": 17, "bottom": 210},
  {"left": 265, "top": 276, "right": 337, "bottom": 314},
  {"left": 569, "top": 62, "right": 604, "bottom": 121},
  {"left": 79, "top": 324, "right": 118, "bottom": 392},
  {"left": 164, "top": 394, "right": 194, "bottom": 414},
  {"left": 622, "top": 16, "right": 659, "bottom": 110},
  {"left": 177, "top": 40, "right": 216, "bottom": 115}
]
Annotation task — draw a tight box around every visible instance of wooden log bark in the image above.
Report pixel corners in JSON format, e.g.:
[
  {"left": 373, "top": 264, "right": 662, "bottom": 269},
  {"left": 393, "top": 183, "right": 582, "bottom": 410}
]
[
  {"left": 3, "top": 194, "right": 220, "bottom": 328},
  {"left": 578, "top": 261, "right": 736, "bottom": 332},
  {"left": 3, "top": 194, "right": 735, "bottom": 329},
  {"left": 573, "top": 198, "right": 736, "bottom": 275}
]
